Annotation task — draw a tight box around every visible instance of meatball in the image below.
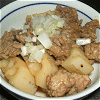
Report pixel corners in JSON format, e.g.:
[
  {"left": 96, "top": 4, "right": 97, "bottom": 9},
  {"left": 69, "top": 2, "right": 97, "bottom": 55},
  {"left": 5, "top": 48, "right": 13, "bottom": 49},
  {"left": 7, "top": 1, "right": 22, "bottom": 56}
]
[
  {"left": 0, "top": 30, "right": 23, "bottom": 59},
  {"left": 46, "top": 70, "right": 91, "bottom": 97},
  {"left": 85, "top": 43, "right": 100, "bottom": 62},
  {"left": 68, "top": 73, "right": 91, "bottom": 95},
  {"left": 46, "top": 70, "right": 75, "bottom": 97},
  {"left": 80, "top": 19, "right": 99, "bottom": 42}
]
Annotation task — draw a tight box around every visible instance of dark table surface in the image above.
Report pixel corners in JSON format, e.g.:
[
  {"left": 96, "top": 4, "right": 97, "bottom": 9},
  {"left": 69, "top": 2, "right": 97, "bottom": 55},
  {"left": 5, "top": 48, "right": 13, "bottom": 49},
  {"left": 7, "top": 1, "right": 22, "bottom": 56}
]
[{"left": 0, "top": 0, "right": 100, "bottom": 100}]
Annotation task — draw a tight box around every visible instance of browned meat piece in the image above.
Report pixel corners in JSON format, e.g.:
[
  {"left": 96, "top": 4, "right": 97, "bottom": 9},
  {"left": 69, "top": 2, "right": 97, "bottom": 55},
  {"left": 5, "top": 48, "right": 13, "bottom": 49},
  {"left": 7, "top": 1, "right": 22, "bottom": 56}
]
[
  {"left": 46, "top": 70, "right": 91, "bottom": 97},
  {"left": 46, "top": 70, "right": 75, "bottom": 97},
  {"left": 25, "top": 15, "right": 32, "bottom": 27},
  {"left": 47, "top": 33, "right": 72, "bottom": 65},
  {"left": 55, "top": 5, "right": 78, "bottom": 22},
  {"left": 85, "top": 43, "right": 100, "bottom": 62},
  {"left": 49, "top": 33, "right": 71, "bottom": 57},
  {"left": 0, "top": 30, "right": 23, "bottom": 59},
  {"left": 16, "top": 34, "right": 27, "bottom": 44},
  {"left": 16, "top": 28, "right": 34, "bottom": 44},
  {"left": 55, "top": 5, "right": 82, "bottom": 40},
  {"left": 1, "top": 30, "right": 21, "bottom": 41},
  {"left": 61, "top": 20, "right": 82, "bottom": 40},
  {"left": 0, "top": 40, "right": 23, "bottom": 59},
  {"left": 67, "top": 73, "right": 91, "bottom": 95},
  {"left": 80, "top": 19, "right": 99, "bottom": 42}
]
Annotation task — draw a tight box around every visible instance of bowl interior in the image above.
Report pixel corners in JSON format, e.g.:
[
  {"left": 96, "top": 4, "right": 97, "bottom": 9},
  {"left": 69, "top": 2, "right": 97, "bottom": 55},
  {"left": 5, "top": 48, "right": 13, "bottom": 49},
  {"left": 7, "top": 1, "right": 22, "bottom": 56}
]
[{"left": 0, "top": 1, "right": 100, "bottom": 99}]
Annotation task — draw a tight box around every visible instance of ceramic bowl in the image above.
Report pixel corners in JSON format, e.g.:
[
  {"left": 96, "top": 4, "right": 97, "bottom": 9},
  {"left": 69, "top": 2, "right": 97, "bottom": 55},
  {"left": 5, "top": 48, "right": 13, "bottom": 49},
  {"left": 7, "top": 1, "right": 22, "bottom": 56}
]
[{"left": 0, "top": 0, "right": 100, "bottom": 99}]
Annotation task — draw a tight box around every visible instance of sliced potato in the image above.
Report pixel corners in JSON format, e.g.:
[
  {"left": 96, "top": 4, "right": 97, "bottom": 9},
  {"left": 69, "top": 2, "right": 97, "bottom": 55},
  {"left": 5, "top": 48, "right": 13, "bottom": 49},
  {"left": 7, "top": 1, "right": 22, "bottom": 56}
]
[
  {"left": 61, "top": 48, "right": 94, "bottom": 74},
  {"left": 28, "top": 62, "right": 42, "bottom": 75},
  {"left": 70, "top": 47, "right": 90, "bottom": 63},
  {"left": 29, "top": 52, "right": 58, "bottom": 89},
  {"left": 0, "top": 57, "right": 37, "bottom": 95}
]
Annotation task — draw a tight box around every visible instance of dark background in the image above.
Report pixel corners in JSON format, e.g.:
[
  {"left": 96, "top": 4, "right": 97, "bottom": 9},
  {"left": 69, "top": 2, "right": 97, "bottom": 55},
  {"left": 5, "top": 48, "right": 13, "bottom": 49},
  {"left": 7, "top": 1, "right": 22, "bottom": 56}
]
[{"left": 0, "top": 0, "right": 100, "bottom": 100}]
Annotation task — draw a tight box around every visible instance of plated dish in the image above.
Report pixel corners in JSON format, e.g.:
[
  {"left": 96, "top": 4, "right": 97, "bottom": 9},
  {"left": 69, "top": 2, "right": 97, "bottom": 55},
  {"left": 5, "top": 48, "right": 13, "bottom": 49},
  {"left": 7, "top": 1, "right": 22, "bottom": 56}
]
[{"left": 0, "top": 1, "right": 100, "bottom": 99}]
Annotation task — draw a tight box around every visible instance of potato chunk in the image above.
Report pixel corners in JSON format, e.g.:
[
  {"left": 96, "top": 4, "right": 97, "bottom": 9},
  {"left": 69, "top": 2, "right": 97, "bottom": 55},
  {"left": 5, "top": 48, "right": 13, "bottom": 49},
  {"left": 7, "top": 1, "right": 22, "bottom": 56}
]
[
  {"left": 70, "top": 47, "right": 90, "bottom": 63},
  {"left": 61, "top": 48, "right": 94, "bottom": 74},
  {"left": 0, "top": 57, "right": 37, "bottom": 95},
  {"left": 28, "top": 52, "right": 58, "bottom": 89}
]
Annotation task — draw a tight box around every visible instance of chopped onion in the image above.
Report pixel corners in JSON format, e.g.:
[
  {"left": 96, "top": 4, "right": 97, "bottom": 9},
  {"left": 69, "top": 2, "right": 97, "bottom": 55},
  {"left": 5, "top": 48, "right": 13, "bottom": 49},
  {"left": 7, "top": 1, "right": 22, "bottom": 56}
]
[
  {"left": 35, "top": 50, "right": 44, "bottom": 63},
  {"left": 37, "top": 32, "right": 52, "bottom": 49},
  {"left": 21, "top": 46, "right": 27, "bottom": 56},
  {"left": 29, "top": 53, "right": 36, "bottom": 62},
  {"left": 27, "top": 45, "right": 37, "bottom": 54},
  {"left": 31, "top": 37, "right": 37, "bottom": 42},
  {"left": 57, "top": 20, "right": 65, "bottom": 28},
  {"left": 25, "top": 36, "right": 32, "bottom": 42},
  {"left": 25, "top": 43, "right": 32, "bottom": 46},
  {"left": 22, "top": 30, "right": 27, "bottom": 33},
  {"left": 40, "top": 49, "right": 45, "bottom": 53},
  {"left": 31, "top": 15, "right": 66, "bottom": 36},
  {"left": 35, "top": 27, "right": 44, "bottom": 35},
  {"left": 76, "top": 38, "right": 91, "bottom": 45},
  {"left": 32, "top": 31, "right": 36, "bottom": 36},
  {"left": 28, "top": 48, "right": 44, "bottom": 63},
  {"left": 51, "top": 15, "right": 60, "bottom": 20},
  {"left": 44, "top": 18, "right": 55, "bottom": 29},
  {"left": 39, "top": 16, "right": 46, "bottom": 23},
  {"left": 31, "top": 17, "right": 40, "bottom": 29}
]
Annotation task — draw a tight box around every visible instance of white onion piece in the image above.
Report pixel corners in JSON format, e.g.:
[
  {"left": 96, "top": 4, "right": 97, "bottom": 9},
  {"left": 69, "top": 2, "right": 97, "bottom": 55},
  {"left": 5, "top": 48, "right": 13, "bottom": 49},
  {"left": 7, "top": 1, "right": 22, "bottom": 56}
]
[
  {"left": 21, "top": 46, "right": 27, "bottom": 56},
  {"left": 40, "top": 49, "right": 45, "bottom": 53},
  {"left": 35, "top": 50, "right": 44, "bottom": 63},
  {"left": 31, "top": 17, "right": 40, "bottom": 29},
  {"left": 29, "top": 53, "right": 36, "bottom": 62},
  {"left": 31, "top": 37, "right": 37, "bottom": 42},
  {"left": 29, "top": 49, "right": 44, "bottom": 63},
  {"left": 76, "top": 38, "right": 91, "bottom": 45},
  {"left": 57, "top": 20, "right": 65, "bottom": 28},
  {"left": 44, "top": 18, "right": 55, "bottom": 29},
  {"left": 25, "top": 36, "right": 32, "bottom": 42},
  {"left": 37, "top": 32, "right": 52, "bottom": 49},
  {"left": 31, "top": 15, "right": 66, "bottom": 36},
  {"left": 22, "top": 30, "right": 27, "bottom": 33},
  {"left": 25, "top": 43, "right": 32, "bottom": 46},
  {"left": 32, "top": 31, "right": 36, "bottom": 36},
  {"left": 39, "top": 16, "right": 46, "bottom": 23},
  {"left": 51, "top": 15, "right": 60, "bottom": 20},
  {"left": 35, "top": 27, "right": 44, "bottom": 35},
  {"left": 27, "top": 45, "right": 37, "bottom": 54}
]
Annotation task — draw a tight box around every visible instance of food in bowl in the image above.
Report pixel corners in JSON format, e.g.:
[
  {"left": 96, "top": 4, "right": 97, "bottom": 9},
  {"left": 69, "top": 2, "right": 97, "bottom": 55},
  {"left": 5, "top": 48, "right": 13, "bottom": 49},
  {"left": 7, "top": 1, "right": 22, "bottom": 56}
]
[{"left": 0, "top": 5, "right": 100, "bottom": 97}]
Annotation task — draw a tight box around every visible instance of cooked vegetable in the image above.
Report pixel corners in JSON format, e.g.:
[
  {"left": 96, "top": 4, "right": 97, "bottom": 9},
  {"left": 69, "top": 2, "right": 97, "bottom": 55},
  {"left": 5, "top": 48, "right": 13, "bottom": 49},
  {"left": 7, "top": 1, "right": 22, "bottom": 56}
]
[
  {"left": 28, "top": 52, "right": 58, "bottom": 89},
  {"left": 76, "top": 38, "right": 91, "bottom": 45},
  {"left": 21, "top": 43, "right": 45, "bottom": 63},
  {"left": 69, "top": 47, "right": 91, "bottom": 64},
  {"left": 61, "top": 48, "right": 94, "bottom": 74},
  {"left": 31, "top": 15, "right": 66, "bottom": 36},
  {"left": 0, "top": 57, "right": 37, "bottom": 95},
  {"left": 37, "top": 32, "right": 53, "bottom": 49}
]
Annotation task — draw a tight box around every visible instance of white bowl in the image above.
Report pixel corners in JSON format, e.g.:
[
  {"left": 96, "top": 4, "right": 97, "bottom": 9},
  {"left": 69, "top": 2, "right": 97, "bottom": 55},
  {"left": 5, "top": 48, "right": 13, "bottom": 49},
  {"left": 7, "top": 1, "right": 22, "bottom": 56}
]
[{"left": 0, "top": 0, "right": 100, "bottom": 99}]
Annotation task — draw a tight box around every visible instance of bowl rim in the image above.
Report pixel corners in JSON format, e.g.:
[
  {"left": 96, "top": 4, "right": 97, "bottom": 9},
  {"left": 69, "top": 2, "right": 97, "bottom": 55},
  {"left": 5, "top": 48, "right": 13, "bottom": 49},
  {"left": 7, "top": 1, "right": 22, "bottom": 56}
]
[{"left": 0, "top": 0, "right": 100, "bottom": 99}]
